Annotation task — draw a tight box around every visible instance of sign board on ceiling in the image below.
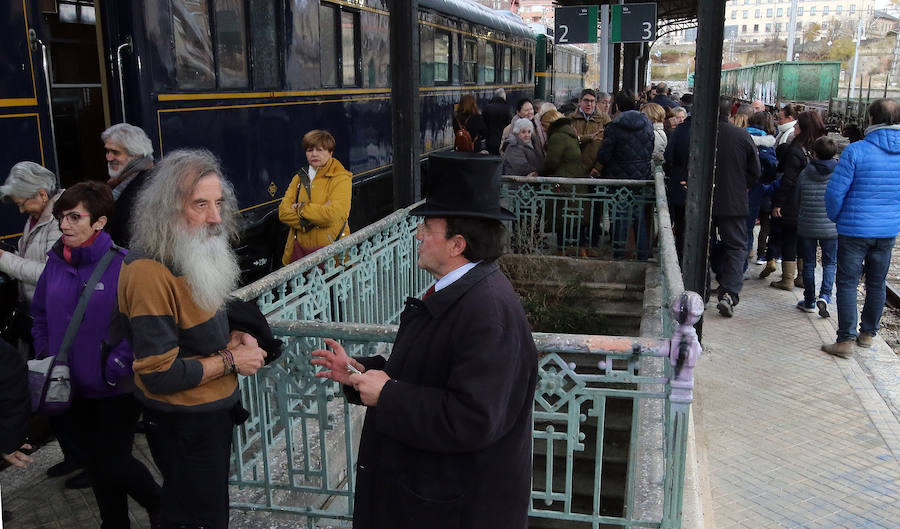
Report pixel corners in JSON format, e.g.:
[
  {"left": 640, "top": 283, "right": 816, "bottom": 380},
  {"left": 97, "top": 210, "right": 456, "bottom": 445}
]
[
  {"left": 554, "top": 6, "right": 598, "bottom": 44},
  {"left": 610, "top": 3, "right": 657, "bottom": 43}
]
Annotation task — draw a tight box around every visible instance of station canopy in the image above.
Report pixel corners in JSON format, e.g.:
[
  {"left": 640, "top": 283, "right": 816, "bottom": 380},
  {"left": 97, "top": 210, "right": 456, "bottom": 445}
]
[{"left": 553, "top": 0, "right": 699, "bottom": 38}]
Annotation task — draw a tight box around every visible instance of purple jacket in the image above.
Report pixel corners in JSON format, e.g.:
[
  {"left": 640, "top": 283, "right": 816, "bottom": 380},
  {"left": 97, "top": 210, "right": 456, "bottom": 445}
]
[{"left": 31, "top": 231, "right": 133, "bottom": 399}]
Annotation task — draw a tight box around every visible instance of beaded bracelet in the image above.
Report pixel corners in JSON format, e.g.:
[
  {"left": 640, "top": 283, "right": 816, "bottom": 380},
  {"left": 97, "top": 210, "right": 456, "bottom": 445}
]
[{"left": 217, "top": 349, "right": 237, "bottom": 376}]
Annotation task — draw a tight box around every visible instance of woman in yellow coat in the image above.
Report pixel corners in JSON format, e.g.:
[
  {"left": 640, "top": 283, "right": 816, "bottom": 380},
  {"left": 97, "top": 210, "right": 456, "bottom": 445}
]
[{"left": 279, "top": 130, "right": 352, "bottom": 265}]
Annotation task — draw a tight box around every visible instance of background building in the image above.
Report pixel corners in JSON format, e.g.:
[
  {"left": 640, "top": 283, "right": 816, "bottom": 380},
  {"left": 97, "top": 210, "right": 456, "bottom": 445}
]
[{"left": 725, "top": 0, "right": 877, "bottom": 45}]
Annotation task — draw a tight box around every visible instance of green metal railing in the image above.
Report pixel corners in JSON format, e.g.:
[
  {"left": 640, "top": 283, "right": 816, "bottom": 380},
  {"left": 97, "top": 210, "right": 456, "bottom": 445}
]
[{"left": 229, "top": 173, "right": 702, "bottom": 528}]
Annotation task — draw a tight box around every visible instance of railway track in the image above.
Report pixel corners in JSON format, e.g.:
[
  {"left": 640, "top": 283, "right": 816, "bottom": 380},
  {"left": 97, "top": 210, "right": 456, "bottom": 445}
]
[{"left": 886, "top": 282, "right": 900, "bottom": 310}]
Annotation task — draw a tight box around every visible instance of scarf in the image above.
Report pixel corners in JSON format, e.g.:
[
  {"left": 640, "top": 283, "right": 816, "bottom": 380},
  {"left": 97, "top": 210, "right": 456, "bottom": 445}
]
[{"left": 108, "top": 156, "right": 154, "bottom": 199}]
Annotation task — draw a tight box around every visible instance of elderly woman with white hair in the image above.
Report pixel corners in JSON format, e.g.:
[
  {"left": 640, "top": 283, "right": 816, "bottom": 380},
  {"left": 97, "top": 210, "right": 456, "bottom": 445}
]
[
  {"left": 502, "top": 118, "right": 543, "bottom": 176},
  {"left": 0, "top": 162, "right": 63, "bottom": 305},
  {"left": 101, "top": 123, "right": 154, "bottom": 246}
]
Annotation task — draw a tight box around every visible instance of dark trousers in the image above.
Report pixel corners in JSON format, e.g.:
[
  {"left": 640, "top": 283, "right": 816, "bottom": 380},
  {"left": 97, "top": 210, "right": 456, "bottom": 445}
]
[
  {"left": 48, "top": 409, "right": 87, "bottom": 467},
  {"left": 71, "top": 394, "right": 161, "bottom": 529},
  {"left": 670, "top": 204, "right": 686, "bottom": 264},
  {"left": 777, "top": 220, "right": 798, "bottom": 261},
  {"left": 144, "top": 407, "right": 234, "bottom": 529},
  {"left": 710, "top": 215, "right": 748, "bottom": 297},
  {"left": 797, "top": 237, "right": 837, "bottom": 306},
  {"left": 835, "top": 235, "right": 896, "bottom": 342}
]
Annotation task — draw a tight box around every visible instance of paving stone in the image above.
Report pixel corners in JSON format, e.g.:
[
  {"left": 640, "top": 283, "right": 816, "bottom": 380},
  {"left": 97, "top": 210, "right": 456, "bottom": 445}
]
[{"left": 696, "top": 265, "right": 900, "bottom": 529}]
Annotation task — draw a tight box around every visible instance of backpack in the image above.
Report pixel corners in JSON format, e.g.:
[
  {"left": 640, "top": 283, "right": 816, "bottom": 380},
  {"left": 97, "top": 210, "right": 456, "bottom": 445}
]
[{"left": 454, "top": 116, "right": 474, "bottom": 152}]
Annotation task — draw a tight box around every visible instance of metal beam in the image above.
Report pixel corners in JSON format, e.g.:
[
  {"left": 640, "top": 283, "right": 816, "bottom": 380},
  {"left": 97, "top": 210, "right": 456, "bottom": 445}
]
[
  {"left": 390, "top": 0, "right": 421, "bottom": 208},
  {"left": 682, "top": 0, "right": 725, "bottom": 338}
]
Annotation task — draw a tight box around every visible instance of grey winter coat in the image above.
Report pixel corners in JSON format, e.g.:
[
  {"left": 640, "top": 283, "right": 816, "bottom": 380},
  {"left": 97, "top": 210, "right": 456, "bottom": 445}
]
[
  {"left": 0, "top": 191, "right": 63, "bottom": 303},
  {"left": 502, "top": 134, "right": 543, "bottom": 176},
  {"left": 797, "top": 158, "right": 838, "bottom": 239}
]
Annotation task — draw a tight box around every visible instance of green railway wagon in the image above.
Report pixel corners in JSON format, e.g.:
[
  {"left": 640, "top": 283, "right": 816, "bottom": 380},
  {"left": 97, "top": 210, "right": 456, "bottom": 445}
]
[
  {"left": 720, "top": 61, "right": 841, "bottom": 106},
  {"left": 534, "top": 33, "right": 586, "bottom": 105}
]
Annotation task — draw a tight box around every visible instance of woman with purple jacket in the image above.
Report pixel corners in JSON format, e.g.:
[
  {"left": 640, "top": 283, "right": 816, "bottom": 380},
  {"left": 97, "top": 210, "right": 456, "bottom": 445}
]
[{"left": 31, "top": 181, "right": 160, "bottom": 527}]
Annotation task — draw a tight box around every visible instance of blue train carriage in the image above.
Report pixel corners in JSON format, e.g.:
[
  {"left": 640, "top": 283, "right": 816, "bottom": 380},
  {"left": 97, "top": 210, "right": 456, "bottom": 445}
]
[
  {"left": 418, "top": 0, "right": 535, "bottom": 155},
  {"left": 0, "top": 0, "right": 56, "bottom": 246},
  {"left": 534, "top": 32, "right": 587, "bottom": 105},
  {"left": 1, "top": 0, "right": 536, "bottom": 281}
]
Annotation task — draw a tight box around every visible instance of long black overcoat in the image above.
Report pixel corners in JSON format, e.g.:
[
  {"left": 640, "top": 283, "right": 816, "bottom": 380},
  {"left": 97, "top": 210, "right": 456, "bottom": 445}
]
[{"left": 345, "top": 261, "right": 538, "bottom": 529}]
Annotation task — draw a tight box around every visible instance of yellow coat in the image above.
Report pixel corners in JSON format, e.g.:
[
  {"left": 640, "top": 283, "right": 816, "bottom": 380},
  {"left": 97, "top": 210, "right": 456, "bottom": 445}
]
[{"left": 278, "top": 157, "right": 352, "bottom": 265}]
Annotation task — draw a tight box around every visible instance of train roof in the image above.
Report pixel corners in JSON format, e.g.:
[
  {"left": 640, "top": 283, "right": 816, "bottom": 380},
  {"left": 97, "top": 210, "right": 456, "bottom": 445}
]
[{"left": 419, "top": 0, "right": 534, "bottom": 40}]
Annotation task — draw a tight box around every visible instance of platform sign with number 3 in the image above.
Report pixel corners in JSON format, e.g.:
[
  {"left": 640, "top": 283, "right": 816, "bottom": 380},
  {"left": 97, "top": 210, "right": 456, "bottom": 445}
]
[{"left": 610, "top": 3, "right": 657, "bottom": 43}]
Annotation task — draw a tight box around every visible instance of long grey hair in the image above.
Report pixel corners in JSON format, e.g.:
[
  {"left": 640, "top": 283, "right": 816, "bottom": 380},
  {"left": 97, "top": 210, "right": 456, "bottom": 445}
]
[{"left": 130, "top": 149, "right": 240, "bottom": 269}]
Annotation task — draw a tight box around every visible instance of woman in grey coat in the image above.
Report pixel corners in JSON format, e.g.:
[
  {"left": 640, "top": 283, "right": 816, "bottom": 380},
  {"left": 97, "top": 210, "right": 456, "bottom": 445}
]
[
  {"left": 796, "top": 136, "right": 838, "bottom": 317},
  {"left": 501, "top": 118, "right": 543, "bottom": 176},
  {"left": 0, "top": 162, "right": 63, "bottom": 304}
]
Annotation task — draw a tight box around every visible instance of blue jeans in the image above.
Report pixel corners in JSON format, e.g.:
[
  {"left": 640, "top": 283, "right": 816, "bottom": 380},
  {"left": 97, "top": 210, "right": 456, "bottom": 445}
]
[
  {"left": 797, "top": 237, "right": 837, "bottom": 306},
  {"left": 835, "top": 235, "right": 896, "bottom": 342}
]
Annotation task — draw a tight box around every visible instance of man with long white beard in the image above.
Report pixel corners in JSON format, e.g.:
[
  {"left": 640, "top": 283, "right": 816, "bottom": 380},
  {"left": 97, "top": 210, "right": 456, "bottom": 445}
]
[
  {"left": 117, "top": 149, "right": 267, "bottom": 528},
  {"left": 101, "top": 123, "right": 155, "bottom": 246}
]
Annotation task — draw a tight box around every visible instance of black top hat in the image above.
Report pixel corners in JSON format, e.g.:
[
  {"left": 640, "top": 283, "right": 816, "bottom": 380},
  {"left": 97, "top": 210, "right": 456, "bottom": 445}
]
[{"left": 410, "top": 152, "right": 516, "bottom": 221}]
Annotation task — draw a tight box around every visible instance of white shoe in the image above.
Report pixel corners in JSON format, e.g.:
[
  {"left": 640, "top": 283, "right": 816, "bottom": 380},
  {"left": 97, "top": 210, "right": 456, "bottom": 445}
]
[{"left": 755, "top": 257, "right": 766, "bottom": 265}]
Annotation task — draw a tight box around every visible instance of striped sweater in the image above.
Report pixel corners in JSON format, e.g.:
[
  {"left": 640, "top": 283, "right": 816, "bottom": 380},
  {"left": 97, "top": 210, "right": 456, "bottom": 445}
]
[{"left": 117, "top": 252, "right": 238, "bottom": 412}]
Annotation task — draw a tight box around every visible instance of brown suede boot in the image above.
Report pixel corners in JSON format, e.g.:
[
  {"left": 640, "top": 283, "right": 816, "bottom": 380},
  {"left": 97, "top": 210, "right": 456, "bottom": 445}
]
[
  {"left": 822, "top": 341, "right": 853, "bottom": 358},
  {"left": 758, "top": 259, "right": 777, "bottom": 278},
  {"left": 856, "top": 332, "right": 875, "bottom": 348},
  {"left": 770, "top": 261, "right": 797, "bottom": 290},
  {"left": 794, "top": 259, "right": 804, "bottom": 288}
]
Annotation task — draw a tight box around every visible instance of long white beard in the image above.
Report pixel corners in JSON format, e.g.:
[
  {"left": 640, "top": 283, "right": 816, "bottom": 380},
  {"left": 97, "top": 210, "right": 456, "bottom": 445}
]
[{"left": 173, "top": 225, "right": 240, "bottom": 313}]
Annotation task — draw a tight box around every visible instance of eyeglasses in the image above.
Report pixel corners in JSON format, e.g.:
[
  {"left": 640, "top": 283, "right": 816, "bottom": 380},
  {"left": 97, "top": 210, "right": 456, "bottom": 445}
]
[
  {"left": 581, "top": 98, "right": 596, "bottom": 104},
  {"left": 416, "top": 222, "right": 446, "bottom": 237},
  {"left": 55, "top": 211, "right": 91, "bottom": 224}
]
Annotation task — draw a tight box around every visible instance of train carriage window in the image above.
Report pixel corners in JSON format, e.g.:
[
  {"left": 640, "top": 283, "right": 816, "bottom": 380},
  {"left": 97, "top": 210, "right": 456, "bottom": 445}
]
[
  {"left": 57, "top": 1, "right": 95, "bottom": 24},
  {"left": 320, "top": 5, "right": 338, "bottom": 86},
  {"left": 512, "top": 47, "right": 523, "bottom": 83},
  {"left": 341, "top": 11, "right": 360, "bottom": 86},
  {"left": 522, "top": 49, "right": 530, "bottom": 83},
  {"left": 502, "top": 47, "right": 511, "bottom": 83},
  {"left": 420, "top": 25, "right": 434, "bottom": 85},
  {"left": 484, "top": 42, "right": 495, "bottom": 83},
  {"left": 249, "top": 0, "right": 280, "bottom": 89},
  {"left": 434, "top": 31, "right": 450, "bottom": 84},
  {"left": 463, "top": 39, "right": 477, "bottom": 84},
  {"left": 173, "top": 0, "right": 215, "bottom": 89},
  {"left": 214, "top": 0, "right": 249, "bottom": 88}
]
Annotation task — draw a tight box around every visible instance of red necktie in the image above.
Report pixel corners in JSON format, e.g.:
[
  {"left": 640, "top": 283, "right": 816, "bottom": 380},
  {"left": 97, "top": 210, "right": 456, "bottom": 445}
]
[{"left": 423, "top": 285, "right": 436, "bottom": 299}]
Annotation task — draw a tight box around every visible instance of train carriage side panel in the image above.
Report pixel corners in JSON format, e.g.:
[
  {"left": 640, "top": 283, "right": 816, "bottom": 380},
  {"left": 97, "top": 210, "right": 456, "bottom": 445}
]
[{"left": 1, "top": 0, "right": 55, "bottom": 242}]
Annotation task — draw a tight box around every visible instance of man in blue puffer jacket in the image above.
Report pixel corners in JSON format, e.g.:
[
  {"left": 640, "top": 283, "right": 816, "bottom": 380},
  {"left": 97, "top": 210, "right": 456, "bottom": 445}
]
[{"left": 822, "top": 98, "right": 900, "bottom": 358}]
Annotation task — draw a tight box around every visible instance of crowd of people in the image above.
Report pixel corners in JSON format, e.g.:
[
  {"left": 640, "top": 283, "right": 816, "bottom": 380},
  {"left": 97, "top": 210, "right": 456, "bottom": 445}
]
[
  {"left": 1, "top": 86, "right": 899, "bottom": 529},
  {"left": 451, "top": 86, "right": 900, "bottom": 358},
  {"left": 0, "top": 123, "right": 349, "bottom": 528}
]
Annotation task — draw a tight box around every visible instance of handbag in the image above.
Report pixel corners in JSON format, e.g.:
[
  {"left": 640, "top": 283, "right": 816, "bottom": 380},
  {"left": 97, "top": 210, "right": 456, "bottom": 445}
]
[
  {"left": 289, "top": 170, "right": 348, "bottom": 263},
  {"left": 27, "top": 247, "right": 119, "bottom": 415}
]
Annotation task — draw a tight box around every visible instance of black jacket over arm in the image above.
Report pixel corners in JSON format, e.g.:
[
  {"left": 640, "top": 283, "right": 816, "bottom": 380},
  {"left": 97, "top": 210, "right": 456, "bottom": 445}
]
[
  {"left": 773, "top": 141, "right": 809, "bottom": 224},
  {"left": 345, "top": 261, "right": 538, "bottom": 529},
  {"left": 0, "top": 337, "right": 30, "bottom": 455}
]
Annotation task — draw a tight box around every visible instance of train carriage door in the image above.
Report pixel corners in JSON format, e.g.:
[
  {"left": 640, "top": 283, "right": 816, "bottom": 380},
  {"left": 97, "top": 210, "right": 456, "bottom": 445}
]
[{"left": 29, "top": 0, "right": 115, "bottom": 188}]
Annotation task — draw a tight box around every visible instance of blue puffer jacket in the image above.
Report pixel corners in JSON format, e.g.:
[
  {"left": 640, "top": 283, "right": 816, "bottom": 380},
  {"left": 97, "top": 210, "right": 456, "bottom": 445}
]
[
  {"left": 596, "top": 110, "right": 653, "bottom": 180},
  {"left": 797, "top": 158, "right": 838, "bottom": 239},
  {"left": 825, "top": 127, "right": 900, "bottom": 238}
]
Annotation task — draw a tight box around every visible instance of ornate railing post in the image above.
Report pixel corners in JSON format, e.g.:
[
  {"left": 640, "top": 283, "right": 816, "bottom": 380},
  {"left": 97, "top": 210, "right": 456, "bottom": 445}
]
[{"left": 661, "top": 291, "right": 703, "bottom": 528}]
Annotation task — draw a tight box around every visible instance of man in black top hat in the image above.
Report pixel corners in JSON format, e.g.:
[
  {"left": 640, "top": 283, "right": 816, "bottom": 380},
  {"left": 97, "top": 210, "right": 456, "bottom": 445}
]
[{"left": 311, "top": 152, "right": 538, "bottom": 529}]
